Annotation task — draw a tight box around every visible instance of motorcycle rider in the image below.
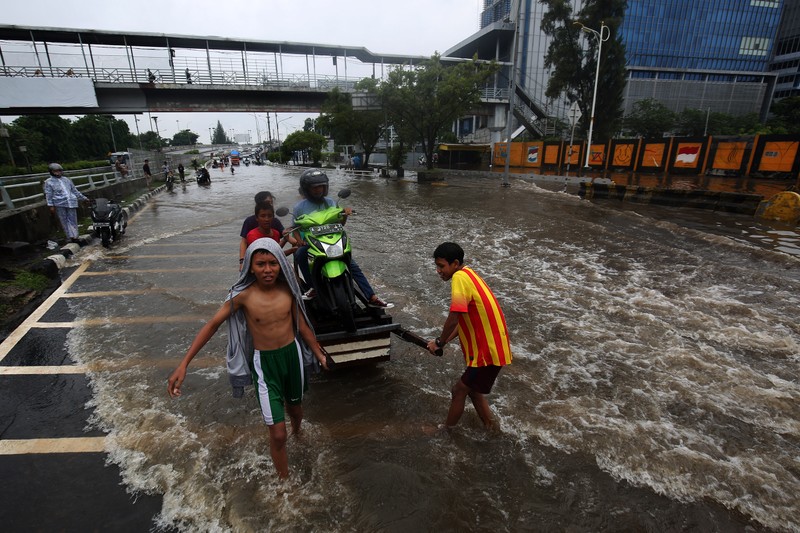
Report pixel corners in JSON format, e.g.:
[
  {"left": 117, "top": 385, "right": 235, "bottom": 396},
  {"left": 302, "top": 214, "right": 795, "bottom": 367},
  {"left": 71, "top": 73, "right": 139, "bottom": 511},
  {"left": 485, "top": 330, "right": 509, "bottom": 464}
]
[{"left": 292, "top": 169, "right": 393, "bottom": 308}]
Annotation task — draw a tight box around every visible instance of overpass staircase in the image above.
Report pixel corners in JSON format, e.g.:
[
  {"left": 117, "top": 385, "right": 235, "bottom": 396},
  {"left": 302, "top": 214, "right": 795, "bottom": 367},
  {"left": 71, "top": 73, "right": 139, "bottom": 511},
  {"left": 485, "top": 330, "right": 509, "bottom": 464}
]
[{"left": 511, "top": 84, "right": 553, "bottom": 138}]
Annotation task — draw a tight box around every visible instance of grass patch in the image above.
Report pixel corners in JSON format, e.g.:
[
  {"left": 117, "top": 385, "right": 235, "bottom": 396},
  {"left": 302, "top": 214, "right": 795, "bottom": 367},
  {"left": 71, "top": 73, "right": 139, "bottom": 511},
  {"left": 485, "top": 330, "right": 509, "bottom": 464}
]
[{"left": 1, "top": 271, "right": 50, "bottom": 292}]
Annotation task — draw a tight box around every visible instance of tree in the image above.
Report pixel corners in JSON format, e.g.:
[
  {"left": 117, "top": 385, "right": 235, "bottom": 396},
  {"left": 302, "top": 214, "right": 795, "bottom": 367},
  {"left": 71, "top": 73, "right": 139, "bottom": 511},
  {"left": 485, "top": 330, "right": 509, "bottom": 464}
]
[
  {"left": 318, "top": 78, "right": 385, "bottom": 169},
  {"left": 623, "top": 99, "right": 675, "bottom": 138},
  {"left": 768, "top": 96, "right": 800, "bottom": 134},
  {"left": 137, "top": 131, "right": 162, "bottom": 151},
  {"left": 541, "top": 0, "right": 627, "bottom": 142},
  {"left": 381, "top": 54, "right": 497, "bottom": 170},
  {"left": 11, "top": 115, "right": 74, "bottom": 163},
  {"left": 212, "top": 121, "right": 231, "bottom": 144},
  {"left": 172, "top": 129, "right": 200, "bottom": 146},
  {"left": 72, "top": 115, "right": 134, "bottom": 159},
  {"left": 282, "top": 130, "right": 328, "bottom": 165}
]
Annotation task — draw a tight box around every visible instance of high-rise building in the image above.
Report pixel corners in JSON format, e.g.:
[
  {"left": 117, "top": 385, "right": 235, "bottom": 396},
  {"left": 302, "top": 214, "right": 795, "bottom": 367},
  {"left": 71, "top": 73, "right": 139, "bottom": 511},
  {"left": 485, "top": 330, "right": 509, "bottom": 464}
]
[
  {"left": 770, "top": 0, "right": 800, "bottom": 99},
  {"left": 446, "top": 0, "right": 786, "bottom": 140},
  {"left": 621, "top": 0, "right": 782, "bottom": 118}
]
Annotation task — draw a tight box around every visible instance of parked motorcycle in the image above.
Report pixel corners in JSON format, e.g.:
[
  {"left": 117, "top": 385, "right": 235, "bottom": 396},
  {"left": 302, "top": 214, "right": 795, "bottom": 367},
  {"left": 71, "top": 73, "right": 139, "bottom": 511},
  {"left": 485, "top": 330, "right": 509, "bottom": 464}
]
[
  {"left": 280, "top": 190, "right": 364, "bottom": 332},
  {"left": 91, "top": 198, "right": 128, "bottom": 248}
]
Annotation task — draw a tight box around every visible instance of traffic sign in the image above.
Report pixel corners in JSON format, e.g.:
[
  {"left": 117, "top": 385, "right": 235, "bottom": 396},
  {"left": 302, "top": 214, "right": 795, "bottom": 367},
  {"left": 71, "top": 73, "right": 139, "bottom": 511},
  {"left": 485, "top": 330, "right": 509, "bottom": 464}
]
[{"left": 568, "top": 102, "right": 582, "bottom": 128}]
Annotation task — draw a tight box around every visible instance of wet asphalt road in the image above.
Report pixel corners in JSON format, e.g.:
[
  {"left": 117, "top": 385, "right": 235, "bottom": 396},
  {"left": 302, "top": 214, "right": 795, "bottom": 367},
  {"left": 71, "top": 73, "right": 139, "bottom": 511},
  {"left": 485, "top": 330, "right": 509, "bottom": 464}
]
[{"left": 0, "top": 264, "right": 164, "bottom": 531}]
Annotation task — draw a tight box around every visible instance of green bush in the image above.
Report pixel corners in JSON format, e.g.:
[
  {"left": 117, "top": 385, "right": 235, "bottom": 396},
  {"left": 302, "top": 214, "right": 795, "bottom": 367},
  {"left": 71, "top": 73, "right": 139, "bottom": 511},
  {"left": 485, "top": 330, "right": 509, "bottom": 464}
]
[{"left": 0, "top": 160, "right": 109, "bottom": 177}]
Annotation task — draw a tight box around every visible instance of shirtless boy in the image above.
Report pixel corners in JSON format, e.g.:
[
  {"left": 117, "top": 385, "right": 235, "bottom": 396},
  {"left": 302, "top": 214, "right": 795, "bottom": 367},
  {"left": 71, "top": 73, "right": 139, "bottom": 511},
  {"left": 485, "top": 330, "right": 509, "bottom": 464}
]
[{"left": 168, "top": 238, "right": 328, "bottom": 479}]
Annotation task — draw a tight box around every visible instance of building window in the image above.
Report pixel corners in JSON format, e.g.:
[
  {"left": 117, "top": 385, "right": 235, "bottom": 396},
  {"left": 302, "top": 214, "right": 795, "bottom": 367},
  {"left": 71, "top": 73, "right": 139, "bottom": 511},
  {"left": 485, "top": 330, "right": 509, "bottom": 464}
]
[
  {"left": 750, "top": 0, "right": 779, "bottom": 7},
  {"left": 740, "top": 36, "right": 770, "bottom": 56}
]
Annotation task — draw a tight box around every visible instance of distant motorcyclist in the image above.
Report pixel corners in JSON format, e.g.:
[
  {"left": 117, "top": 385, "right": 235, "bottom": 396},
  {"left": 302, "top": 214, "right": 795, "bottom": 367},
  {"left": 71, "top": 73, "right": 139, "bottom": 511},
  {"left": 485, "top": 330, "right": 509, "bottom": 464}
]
[{"left": 291, "top": 169, "right": 392, "bottom": 308}]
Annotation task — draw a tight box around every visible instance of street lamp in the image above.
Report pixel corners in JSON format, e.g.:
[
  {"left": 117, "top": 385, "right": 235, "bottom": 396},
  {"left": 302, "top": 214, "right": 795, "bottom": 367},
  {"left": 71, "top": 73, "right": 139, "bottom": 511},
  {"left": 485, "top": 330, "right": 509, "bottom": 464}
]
[
  {"left": 151, "top": 116, "right": 162, "bottom": 152},
  {"left": 276, "top": 115, "right": 293, "bottom": 146},
  {"left": 0, "top": 119, "right": 16, "bottom": 167},
  {"left": 134, "top": 116, "right": 143, "bottom": 150},
  {"left": 252, "top": 113, "right": 262, "bottom": 144},
  {"left": 574, "top": 20, "right": 610, "bottom": 168}
]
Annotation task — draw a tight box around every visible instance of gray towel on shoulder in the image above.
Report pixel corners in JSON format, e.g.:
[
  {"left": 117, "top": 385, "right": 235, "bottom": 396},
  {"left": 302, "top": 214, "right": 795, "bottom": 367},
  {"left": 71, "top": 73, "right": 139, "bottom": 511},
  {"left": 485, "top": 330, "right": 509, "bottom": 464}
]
[{"left": 226, "top": 238, "right": 318, "bottom": 397}]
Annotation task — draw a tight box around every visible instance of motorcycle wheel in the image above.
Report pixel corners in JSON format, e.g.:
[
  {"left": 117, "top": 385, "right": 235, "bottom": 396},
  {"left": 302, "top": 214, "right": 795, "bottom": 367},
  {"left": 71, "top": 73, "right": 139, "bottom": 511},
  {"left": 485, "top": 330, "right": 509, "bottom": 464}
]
[
  {"left": 118, "top": 212, "right": 128, "bottom": 235},
  {"left": 330, "top": 277, "right": 357, "bottom": 333},
  {"left": 101, "top": 227, "right": 111, "bottom": 248}
]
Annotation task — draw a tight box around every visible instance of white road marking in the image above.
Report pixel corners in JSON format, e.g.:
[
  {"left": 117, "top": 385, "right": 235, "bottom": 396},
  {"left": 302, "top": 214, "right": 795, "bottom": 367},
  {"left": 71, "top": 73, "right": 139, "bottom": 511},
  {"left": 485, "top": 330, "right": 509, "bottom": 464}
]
[{"left": 0, "top": 437, "right": 106, "bottom": 455}]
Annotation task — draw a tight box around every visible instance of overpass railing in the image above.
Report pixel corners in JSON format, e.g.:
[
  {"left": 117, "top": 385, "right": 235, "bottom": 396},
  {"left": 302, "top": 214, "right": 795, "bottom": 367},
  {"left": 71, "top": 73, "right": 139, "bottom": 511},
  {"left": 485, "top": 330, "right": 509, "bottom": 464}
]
[
  {"left": 0, "top": 167, "right": 136, "bottom": 212},
  {"left": 2, "top": 64, "right": 510, "bottom": 102},
  {"left": 2, "top": 64, "right": 362, "bottom": 91}
]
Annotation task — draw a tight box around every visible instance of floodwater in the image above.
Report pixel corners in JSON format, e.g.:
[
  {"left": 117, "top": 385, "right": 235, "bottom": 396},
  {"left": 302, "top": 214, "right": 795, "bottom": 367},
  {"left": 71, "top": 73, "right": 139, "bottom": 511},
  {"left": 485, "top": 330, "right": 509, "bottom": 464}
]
[{"left": 64, "top": 164, "right": 799, "bottom": 531}]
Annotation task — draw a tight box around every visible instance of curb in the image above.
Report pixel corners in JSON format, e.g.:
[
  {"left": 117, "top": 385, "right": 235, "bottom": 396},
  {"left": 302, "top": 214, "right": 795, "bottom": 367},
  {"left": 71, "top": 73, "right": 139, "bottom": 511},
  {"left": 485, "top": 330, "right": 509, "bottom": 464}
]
[{"left": 33, "top": 186, "right": 163, "bottom": 277}]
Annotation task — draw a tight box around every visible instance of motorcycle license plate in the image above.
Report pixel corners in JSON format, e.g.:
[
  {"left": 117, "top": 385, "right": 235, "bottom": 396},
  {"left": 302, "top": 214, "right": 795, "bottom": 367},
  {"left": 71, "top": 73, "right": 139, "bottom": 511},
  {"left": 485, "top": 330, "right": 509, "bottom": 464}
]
[
  {"left": 309, "top": 223, "right": 343, "bottom": 236},
  {"left": 94, "top": 223, "right": 110, "bottom": 228}
]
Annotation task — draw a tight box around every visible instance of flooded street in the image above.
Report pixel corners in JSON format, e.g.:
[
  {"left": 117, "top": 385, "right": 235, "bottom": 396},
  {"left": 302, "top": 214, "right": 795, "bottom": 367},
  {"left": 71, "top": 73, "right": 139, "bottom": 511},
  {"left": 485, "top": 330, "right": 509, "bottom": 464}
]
[{"left": 64, "top": 164, "right": 799, "bottom": 531}]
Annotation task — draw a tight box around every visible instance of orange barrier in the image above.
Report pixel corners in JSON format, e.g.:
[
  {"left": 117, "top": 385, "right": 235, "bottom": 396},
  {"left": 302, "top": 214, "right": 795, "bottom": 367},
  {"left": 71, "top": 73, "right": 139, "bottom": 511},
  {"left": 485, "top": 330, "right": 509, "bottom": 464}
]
[{"left": 492, "top": 134, "right": 800, "bottom": 180}]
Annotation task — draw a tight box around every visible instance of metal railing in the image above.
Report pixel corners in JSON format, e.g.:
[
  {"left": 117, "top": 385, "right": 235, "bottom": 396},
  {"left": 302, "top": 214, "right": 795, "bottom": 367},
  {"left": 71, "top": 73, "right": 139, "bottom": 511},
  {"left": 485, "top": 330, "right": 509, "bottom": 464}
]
[
  {"left": 3, "top": 64, "right": 509, "bottom": 105},
  {"left": 0, "top": 167, "right": 136, "bottom": 211},
  {"left": 2, "top": 64, "right": 363, "bottom": 91}
]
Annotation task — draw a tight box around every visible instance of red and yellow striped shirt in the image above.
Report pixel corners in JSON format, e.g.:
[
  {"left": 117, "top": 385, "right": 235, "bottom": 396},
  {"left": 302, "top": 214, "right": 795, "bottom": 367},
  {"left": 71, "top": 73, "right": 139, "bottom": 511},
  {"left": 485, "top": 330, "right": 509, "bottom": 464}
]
[{"left": 450, "top": 267, "right": 512, "bottom": 368}]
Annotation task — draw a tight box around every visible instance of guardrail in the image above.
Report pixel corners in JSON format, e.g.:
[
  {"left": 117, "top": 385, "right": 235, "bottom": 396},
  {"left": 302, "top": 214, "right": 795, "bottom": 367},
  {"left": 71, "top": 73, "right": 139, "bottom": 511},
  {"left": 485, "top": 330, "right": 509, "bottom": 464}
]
[
  {"left": 0, "top": 168, "right": 136, "bottom": 212},
  {"left": 2, "top": 65, "right": 363, "bottom": 91}
]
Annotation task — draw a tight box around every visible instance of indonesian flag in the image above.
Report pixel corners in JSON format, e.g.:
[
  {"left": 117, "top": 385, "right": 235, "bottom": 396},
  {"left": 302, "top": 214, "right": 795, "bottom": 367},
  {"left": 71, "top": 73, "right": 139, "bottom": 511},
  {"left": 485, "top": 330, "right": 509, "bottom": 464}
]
[{"left": 676, "top": 145, "right": 700, "bottom": 164}]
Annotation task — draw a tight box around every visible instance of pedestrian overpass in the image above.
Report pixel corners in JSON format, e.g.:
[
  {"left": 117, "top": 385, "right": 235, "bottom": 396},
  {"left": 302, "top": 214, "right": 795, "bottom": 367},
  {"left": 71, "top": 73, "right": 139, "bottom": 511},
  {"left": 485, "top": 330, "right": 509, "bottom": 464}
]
[{"left": 0, "top": 25, "right": 514, "bottom": 115}]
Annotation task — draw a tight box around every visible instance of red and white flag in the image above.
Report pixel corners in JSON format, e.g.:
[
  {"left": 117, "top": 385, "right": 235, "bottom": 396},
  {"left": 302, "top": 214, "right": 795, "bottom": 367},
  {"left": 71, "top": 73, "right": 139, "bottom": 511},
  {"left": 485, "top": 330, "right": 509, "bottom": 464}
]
[{"left": 676, "top": 145, "right": 700, "bottom": 164}]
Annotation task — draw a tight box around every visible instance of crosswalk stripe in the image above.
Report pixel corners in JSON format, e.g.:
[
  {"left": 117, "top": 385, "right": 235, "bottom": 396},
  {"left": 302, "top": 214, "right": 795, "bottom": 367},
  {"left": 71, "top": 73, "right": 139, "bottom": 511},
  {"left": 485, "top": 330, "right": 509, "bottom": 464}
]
[
  {"left": 31, "top": 315, "right": 207, "bottom": 328},
  {"left": 0, "top": 437, "right": 106, "bottom": 455},
  {"left": 0, "top": 365, "right": 88, "bottom": 375}
]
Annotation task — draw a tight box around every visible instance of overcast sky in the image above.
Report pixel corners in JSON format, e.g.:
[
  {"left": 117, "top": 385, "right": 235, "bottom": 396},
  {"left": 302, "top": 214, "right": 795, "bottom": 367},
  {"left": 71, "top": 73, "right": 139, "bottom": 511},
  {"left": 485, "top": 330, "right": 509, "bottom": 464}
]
[{"left": 5, "top": 0, "right": 483, "bottom": 143}]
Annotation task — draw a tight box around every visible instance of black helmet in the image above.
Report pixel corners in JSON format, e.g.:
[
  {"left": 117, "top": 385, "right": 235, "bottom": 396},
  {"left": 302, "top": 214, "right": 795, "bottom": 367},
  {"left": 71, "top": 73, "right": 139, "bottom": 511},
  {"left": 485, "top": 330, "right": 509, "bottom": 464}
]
[
  {"left": 299, "top": 169, "right": 329, "bottom": 202},
  {"left": 48, "top": 163, "right": 63, "bottom": 174}
]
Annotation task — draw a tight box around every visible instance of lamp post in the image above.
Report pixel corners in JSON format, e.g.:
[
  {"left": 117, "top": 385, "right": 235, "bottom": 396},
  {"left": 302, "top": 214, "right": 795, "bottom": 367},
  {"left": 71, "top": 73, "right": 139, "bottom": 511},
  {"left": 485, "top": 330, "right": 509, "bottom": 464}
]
[
  {"left": 574, "top": 20, "right": 610, "bottom": 169},
  {"left": 19, "top": 145, "right": 31, "bottom": 173},
  {"left": 151, "top": 116, "right": 162, "bottom": 152},
  {"left": 276, "top": 115, "right": 293, "bottom": 146},
  {"left": 0, "top": 119, "right": 16, "bottom": 167},
  {"left": 109, "top": 118, "right": 117, "bottom": 153},
  {"left": 252, "top": 113, "right": 262, "bottom": 144},
  {"left": 502, "top": 0, "right": 523, "bottom": 188},
  {"left": 209, "top": 127, "right": 213, "bottom": 145},
  {"left": 134, "top": 116, "right": 143, "bottom": 150}
]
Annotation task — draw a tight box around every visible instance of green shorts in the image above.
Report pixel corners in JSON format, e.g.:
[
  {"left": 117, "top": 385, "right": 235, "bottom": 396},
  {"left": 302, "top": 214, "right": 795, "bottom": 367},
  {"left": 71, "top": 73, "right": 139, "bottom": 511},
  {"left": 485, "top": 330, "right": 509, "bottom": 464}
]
[{"left": 251, "top": 340, "right": 307, "bottom": 425}]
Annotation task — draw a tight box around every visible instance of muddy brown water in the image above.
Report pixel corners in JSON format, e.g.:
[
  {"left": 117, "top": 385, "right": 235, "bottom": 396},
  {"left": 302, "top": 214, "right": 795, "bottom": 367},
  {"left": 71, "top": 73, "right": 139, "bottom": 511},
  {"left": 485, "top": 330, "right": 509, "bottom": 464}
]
[{"left": 62, "top": 165, "right": 798, "bottom": 531}]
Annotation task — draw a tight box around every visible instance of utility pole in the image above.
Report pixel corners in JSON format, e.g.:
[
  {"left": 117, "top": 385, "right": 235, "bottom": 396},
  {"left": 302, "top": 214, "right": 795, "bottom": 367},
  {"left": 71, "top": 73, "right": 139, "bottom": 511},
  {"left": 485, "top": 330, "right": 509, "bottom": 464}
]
[
  {"left": 151, "top": 116, "right": 162, "bottom": 152},
  {"left": 0, "top": 118, "right": 16, "bottom": 167},
  {"left": 109, "top": 118, "right": 117, "bottom": 152},
  {"left": 502, "top": 0, "right": 523, "bottom": 188}
]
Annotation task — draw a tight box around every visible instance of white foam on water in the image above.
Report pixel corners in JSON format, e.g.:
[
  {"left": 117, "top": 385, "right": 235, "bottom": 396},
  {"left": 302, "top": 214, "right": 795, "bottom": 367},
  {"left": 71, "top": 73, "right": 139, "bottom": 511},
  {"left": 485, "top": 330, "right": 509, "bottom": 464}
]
[{"left": 59, "top": 172, "right": 800, "bottom": 531}]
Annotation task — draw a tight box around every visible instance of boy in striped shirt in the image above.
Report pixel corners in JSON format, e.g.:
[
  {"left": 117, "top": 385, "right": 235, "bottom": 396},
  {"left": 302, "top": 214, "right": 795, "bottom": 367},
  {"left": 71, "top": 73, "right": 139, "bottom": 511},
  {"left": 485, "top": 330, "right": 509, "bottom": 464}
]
[{"left": 427, "top": 242, "right": 512, "bottom": 431}]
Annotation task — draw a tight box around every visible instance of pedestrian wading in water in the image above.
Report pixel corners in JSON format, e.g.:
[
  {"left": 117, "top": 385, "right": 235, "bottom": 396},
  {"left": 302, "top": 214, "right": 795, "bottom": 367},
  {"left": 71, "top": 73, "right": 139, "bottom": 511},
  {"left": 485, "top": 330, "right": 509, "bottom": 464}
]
[
  {"left": 426, "top": 242, "right": 512, "bottom": 432},
  {"left": 168, "top": 238, "right": 328, "bottom": 479}
]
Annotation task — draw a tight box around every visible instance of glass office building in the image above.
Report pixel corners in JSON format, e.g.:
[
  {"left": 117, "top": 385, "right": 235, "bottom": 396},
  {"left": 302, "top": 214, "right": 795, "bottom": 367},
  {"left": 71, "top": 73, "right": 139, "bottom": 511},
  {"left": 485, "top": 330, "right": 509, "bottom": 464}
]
[
  {"left": 621, "top": 0, "right": 783, "bottom": 117},
  {"left": 447, "top": 0, "right": 787, "bottom": 135},
  {"left": 770, "top": 0, "right": 800, "bottom": 99}
]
